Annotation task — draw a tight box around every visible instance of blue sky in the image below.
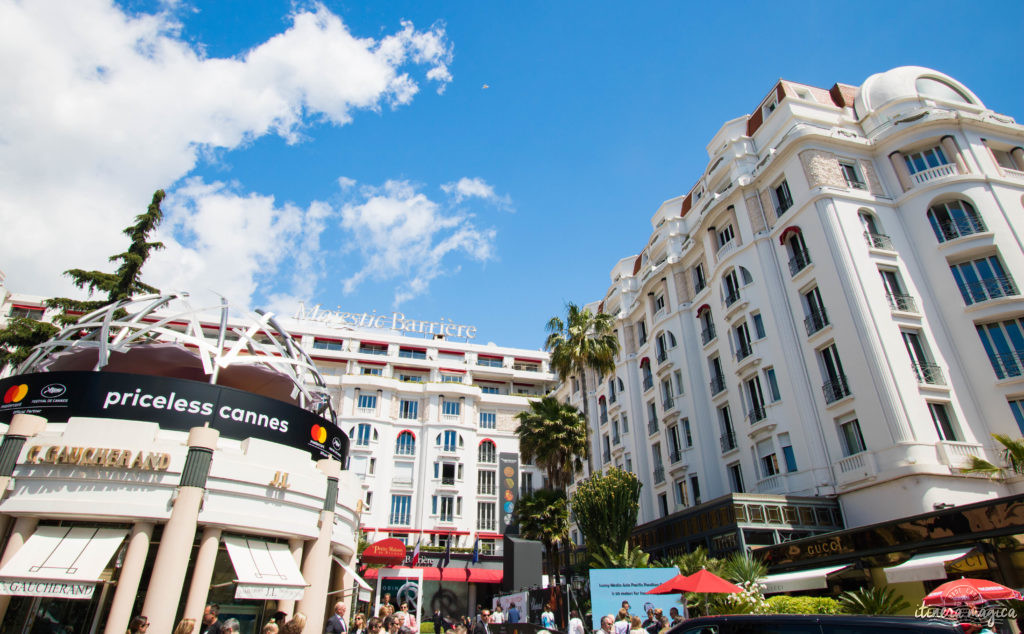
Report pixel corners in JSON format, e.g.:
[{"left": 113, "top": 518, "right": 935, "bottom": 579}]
[{"left": 1, "top": 0, "right": 1021, "bottom": 350}]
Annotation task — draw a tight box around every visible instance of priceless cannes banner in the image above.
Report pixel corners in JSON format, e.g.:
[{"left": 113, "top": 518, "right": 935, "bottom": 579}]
[
  {"left": 0, "top": 371, "right": 347, "bottom": 462},
  {"left": 589, "top": 568, "right": 682, "bottom": 621}
]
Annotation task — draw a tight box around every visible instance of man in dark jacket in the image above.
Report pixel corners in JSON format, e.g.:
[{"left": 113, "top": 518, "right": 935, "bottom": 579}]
[
  {"left": 432, "top": 609, "right": 447, "bottom": 634},
  {"left": 472, "top": 610, "right": 491, "bottom": 634}
]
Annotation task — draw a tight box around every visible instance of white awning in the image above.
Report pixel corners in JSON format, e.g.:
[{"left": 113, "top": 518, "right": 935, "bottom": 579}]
[
  {"left": 883, "top": 548, "right": 973, "bottom": 584},
  {"left": 223, "top": 536, "right": 307, "bottom": 600},
  {"left": 760, "top": 564, "right": 851, "bottom": 594},
  {"left": 334, "top": 556, "right": 372, "bottom": 591},
  {"left": 0, "top": 526, "right": 127, "bottom": 599}
]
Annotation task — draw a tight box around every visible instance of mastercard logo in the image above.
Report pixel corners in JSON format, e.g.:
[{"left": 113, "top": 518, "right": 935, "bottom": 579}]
[
  {"left": 310, "top": 424, "right": 328, "bottom": 444},
  {"left": 3, "top": 384, "right": 28, "bottom": 404}
]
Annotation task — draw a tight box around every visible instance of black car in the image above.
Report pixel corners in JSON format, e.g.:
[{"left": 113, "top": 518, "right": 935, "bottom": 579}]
[{"left": 670, "top": 614, "right": 964, "bottom": 634}]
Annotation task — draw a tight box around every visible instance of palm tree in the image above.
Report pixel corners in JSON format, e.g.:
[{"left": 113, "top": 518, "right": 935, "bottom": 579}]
[
  {"left": 656, "top": 546, "right": 724, "bottom": 576},
  {"left": 721, "top": 552, "right": 767, "bottom": 586},
  {"left": 514, "top": 489, "right": 570, "bottom": 586},
  {"left": 545, "top": 303, "right": 620, "bottom": 471},
  {"left": 515, "top": 397, "right": 588, "bottom": 489},
  {"left": 590, "top": 543, "right": 650, "bottom": 569},
  {"left": 964, "top": 434, "right": 1024, "bottom": 477},
  {"left": 838, "top": 586, "right": 911, "bottom": 615}
]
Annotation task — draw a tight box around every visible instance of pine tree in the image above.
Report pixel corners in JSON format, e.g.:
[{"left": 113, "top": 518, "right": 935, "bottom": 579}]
[{"left": 0, "top": 190, "right": 166, "bottom": 369}]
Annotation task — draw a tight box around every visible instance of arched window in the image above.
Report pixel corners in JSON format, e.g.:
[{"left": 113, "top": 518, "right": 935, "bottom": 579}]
[
  {"left": 351, "top": 424, "right": 372, "bottom": 446},
  {"left": 697, "top": 305, "right": 716, "bottom": 345},
  {"left": 599, "top": 396, "right": 608, "bottom": 424},
  {"left": 916, "top": 77, "right": 973, "bottom": 105},
  {"left": 641, "top": 358, "right": 653, "bottom": 391},
  {"left": 859, "top": 210, "right": 893, "bottom": 249},
  {"left": 927, "top": 199, "right": 986, "bottom": 242},
  {"left": 479, "top": 440, "right": 496, "bottom": 463},
  {"left": 396, "top": 431, "right": 416, "bottom": 456},
  {"left": 436, "top": 430, "right": 462, "bottom": 451},
  {"left": 780, "top": 227, "right": 811, "bottom": 275}
]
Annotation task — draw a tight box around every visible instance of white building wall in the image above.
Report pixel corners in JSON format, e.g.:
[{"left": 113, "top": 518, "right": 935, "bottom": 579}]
[{"left": 568, "top": 66, "right": 1024, "bottom": 533}]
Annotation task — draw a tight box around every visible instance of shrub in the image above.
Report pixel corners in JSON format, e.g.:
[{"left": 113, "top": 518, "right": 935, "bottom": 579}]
[{"left": 764, "top": 595, "right": 842, "bottom": 615}]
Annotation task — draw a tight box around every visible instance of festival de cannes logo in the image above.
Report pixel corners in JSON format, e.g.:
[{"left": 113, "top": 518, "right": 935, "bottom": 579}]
[
  {"left": 310, "top": 424, "right": 328, "bottom": 444},
  {"left": 41, "top": 384, "right": 66, "bottom": 398},
  {"left": 3, "top": 384, "right": 28, "bottom": 404}
]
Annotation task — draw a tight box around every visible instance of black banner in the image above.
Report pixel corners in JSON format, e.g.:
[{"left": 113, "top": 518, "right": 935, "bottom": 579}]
[
  {"left": 0, "top": 371, "right": 348, "bottom": 462},
  {"left": 499, "top": 452, "right": 519, "bottom": 534}
]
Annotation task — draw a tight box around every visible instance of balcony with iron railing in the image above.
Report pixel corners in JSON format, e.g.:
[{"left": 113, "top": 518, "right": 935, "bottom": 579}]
[
  {"left": 653, "top": 465, "right": 665, "bottom": 483},
  {"left": 694, "top": 278, "right": 707, "bottom": 294},
  {"left": 912, "top": 163, "right": 958, "bottom": 185},
  {"left": 656, "top": 350, "right": 668, "bottom": 364},
  {"left": 710, "top": 374, "right": 726, "bottom": 395},
  {"left": 600, "top": 411, "right": 608, "bottom": 425},
  {"left": 864, "top": 231, "right": 894, "bottom": 250},
  {"left": 804, "top": 308, "right": 830, "bottom": 336},
  {"left": 643, "top": 375, "right": 654, "bottom": 391},
  {"left": 887, "top": 292, "right": 918, "bottom": 313},
  {"left": 720, "top": 430, "right": 737, "bottom": 453},
  {"left": 701, "top": 324, "right": 717, "bottom": 345},
  {"left": 669, "top": 449, "right": 682, "bottom": 464},
  {"left": 987, "top": 351, "right": 1024, "bottom": 379},
  {"left": 788, "top": 249, "right": 812, "bottom": 276},
  {"left": 936, "top": 216, "right": 987, "bottom": 242},
  {"left": 648, "top": 418, "right": 659, "bottom": 436},
  {"left": 602, "top": 449, "right": 611, "bottom": 464},
  {"left": 663, "top": 396, "right": 675, "bottom": 411},
  {"left": 747, "top": 405, "right": 767, "bottom": 424},
  {"left": 724, "top": 289, "right": 742, "bottom": 307},
  {"left": 911, "top": 362, "right": 946, "bottom": 385},
  {"left": 735, "top": 342, "right": 753, "bottom": 362},
  {"left": 612, "top": 433, "right": 620, "bottom": 445},
  {"left": 822, "top": 375, "right": 851, "bottom": 404},
  {"left": 959, "top": 275, "right": 1019, "bottom": 305}
]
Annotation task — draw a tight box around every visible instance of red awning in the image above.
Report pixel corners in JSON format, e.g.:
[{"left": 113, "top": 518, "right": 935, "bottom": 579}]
[
  {"left": 478, "top": 354, "right": 503, "bottom": 360},
  {"left": 360, "top": 360, "right": 386, "bottom": 366},
  {"left": 779, "top": 225, "right": 802, "bottom": 245},
  {"left": 400, "top": 346, "right": 427, "bottom": 352},
  {"left": 439, "top": 350, "right": 465, "bottom": 356},
  {"left": 441, "top": 368, "right": 466, "bottom": 374},
  {"left": 514, "top": 357, "right": 542, "bottom": 363},
  {"left": 360, "top": 340, "right": 390, "bottom": 346},
  {"left": 362, "top": 568, "right": 502, "bottom": 583}
]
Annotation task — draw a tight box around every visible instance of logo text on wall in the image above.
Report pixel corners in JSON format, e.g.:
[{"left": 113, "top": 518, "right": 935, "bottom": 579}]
[{"left": 294, "top": 303, "right": 478, "bottom": 340}]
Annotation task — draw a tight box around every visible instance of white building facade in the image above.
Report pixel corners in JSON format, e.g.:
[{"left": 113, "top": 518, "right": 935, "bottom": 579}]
[
  {"left": 284, "top": 304, "right": 554, "bottom": 556},
  {"left": 561, "top": 66, "right": 1024, "bottom": 543}
]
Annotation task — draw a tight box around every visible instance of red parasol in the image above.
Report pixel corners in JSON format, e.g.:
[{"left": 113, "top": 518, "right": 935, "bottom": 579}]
[
  {"left": 646, "top": 574, "right": 692, "bottom": 595},
  {"left": 675, "top": 569, "right": 743, "bottom": 594},
  {"left": 922, "top": 578, "right": 1022, "bottom": 606}
]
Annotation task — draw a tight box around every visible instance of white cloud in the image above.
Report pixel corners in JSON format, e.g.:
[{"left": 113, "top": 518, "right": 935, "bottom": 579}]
[
  {"left": 337, "top": 176, "right": 357, "bottom": 189},
  {"left": 441, "top": 177, "right": 513, "bottom": 210},
  {"left": 339, "top": 180, "right": 496, "bottom": 306},
  {"left": 0, "top": 0, "right": 453, "bottom": 307},
  {"left": 148, "top": 179, "right": 329, "bottom": 311}
]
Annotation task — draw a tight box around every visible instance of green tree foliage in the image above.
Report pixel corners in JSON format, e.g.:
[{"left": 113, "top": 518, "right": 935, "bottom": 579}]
[
  {"left": 764, "top": 596, "right": 842, "bottom": 615},
  {"left": 515, "top": 396, "right": 588, "bottom": 489},
  {"left": 545, "top": 303, "right": 619, "bottom": 470},
  {"left": 720, "top": 552, "right": 768, "bottom": 586},
  {"left": 514, "top": 489, "right": 569, "bottom": 586},
  {"left": 964, "top": 434, "right": 1024, "bottom": 477},
  {"left": 655, "top": 546, "right": 724, "bottom": 577},
  {"left": 589, "top": 543, "right": 650, "bottom": 569},
  {"left": 0, "top": 190, "right": 165, "bottom": 370},
  {"left": 46, "top": 190, "right": 166, "bottom": 324},
  {"left": 837, "top": 585, "right": 912, "bottom": 615},
  {"left": 0, "top": 317, "right": 59, "bottom": 369},
  {"left": 569, "top": 467, "right": 640, "bottom": 560}
]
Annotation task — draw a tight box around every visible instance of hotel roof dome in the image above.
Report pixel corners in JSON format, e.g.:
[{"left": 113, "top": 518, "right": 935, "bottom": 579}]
[{"left": 854, "top": 66, "right": 983, "bottom": 119}]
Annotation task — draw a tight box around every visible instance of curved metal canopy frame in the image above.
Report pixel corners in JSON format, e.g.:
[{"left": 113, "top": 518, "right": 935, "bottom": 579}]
[{"left": 18, "top": 292, "right": 337, "bottom": 425}]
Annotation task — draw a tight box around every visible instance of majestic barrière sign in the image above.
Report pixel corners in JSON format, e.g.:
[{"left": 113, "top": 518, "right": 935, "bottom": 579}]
[
  {"left": 0, "top": 371, "right": 348, "bottom": 462},
  {"left": 294, "top": 303, "right": 478, "bottom": 340}
]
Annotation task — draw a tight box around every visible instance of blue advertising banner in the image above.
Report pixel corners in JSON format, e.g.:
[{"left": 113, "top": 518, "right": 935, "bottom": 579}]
[{"left": 588, "top": 568, "right": 681, "bottom": 622}]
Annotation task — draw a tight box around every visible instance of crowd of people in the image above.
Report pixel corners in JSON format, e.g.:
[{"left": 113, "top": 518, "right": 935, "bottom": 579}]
[
  {"left": 126, "top": 603, "right": 310, "bottom": 634},
  {"left": 595, "top": 601, "right": 684, "bottom": 634}
]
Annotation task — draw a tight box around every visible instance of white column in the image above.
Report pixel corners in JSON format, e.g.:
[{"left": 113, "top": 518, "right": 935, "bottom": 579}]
[
  {"left": 104, "top": 522, "right": 155, "bottom": 634},
  {"left": 296, "top": 459, "right": 342, "bottom": 634},
  {"left": 276, "top": 537, "right": 306, "bottom": 619},
  {"left": 181, "top": 526, "right": 223, "bottom": 627},
  {"left": 0, "top": 517, "right": 39, "bottom": 619}
]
